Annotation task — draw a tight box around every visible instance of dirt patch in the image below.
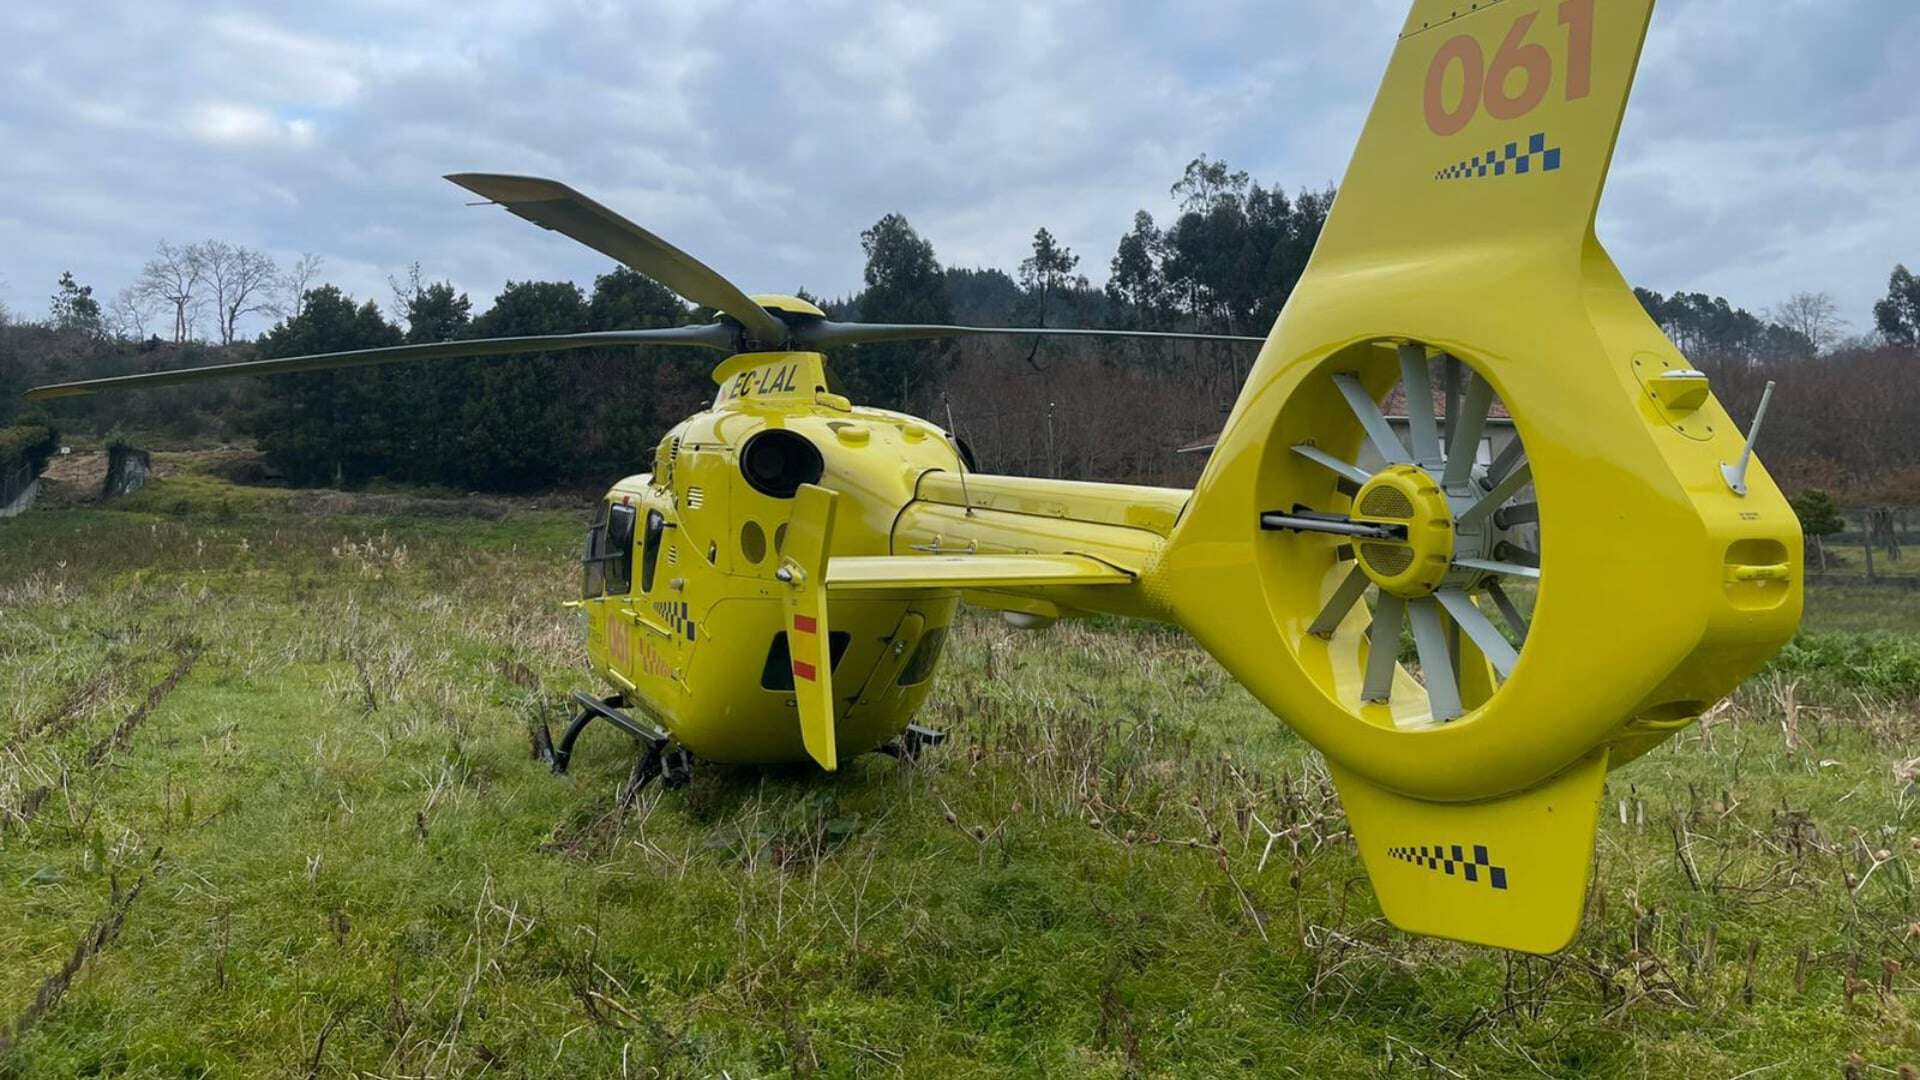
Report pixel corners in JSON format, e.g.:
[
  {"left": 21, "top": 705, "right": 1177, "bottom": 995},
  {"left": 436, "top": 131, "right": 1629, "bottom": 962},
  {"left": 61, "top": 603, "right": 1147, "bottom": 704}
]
[
  {"left": 34, "top": 451, "right": 108, "bottom": 509},
  {"left": 82, "top": 643, "right": 200, "bottom": 767},
  {"left": 2, "top": 667, "right": 117, "bottom": 757},
  {"left": 0, "top": 857, "right": 155, "bottom": 1058},
  {"left": 8, "top": 643, "right": 199, "bottom": 831}
]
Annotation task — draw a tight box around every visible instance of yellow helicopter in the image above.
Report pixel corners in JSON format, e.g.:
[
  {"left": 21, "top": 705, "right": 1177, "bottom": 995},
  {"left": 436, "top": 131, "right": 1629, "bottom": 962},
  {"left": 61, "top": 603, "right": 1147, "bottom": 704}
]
[{"left": 28, "top": 0, "right": 1801, "bottom": 955}]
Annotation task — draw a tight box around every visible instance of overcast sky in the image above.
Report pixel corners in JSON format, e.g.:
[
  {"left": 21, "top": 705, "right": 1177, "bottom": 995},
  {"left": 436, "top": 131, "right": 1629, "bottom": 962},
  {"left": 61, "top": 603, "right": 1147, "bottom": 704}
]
[{"left": 2, "top": 1, "right": 1913, "bottom": 340}]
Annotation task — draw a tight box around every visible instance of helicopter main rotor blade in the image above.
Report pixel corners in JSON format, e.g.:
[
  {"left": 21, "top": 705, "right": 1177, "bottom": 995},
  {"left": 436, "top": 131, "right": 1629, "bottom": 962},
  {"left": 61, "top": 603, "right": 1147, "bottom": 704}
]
[
  {"left": 796, "top": 321, "right": 1266, "bottom": 350},
  {"left": 23, "top": 324, "right": 735, "bottom": 400},
  {"left": 445, "top": 173, "right": 790, "bottom": 347}
]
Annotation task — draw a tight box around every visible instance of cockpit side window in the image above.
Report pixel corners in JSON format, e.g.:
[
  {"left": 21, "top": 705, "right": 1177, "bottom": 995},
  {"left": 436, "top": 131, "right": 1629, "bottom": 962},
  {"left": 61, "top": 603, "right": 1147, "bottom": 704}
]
[
  {"left": 640, "top": 509, "right": 667, "bottom": 593},
  {"left": 606, "top": 505, "right": 637, "bottom": 595}
]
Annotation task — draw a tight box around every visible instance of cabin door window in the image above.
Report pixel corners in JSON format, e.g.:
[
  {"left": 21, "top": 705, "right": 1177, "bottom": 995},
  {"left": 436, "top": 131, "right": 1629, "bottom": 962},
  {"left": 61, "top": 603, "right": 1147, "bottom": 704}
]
[{"left": 581, "top": 503, "right": 610, "bottom": 597}]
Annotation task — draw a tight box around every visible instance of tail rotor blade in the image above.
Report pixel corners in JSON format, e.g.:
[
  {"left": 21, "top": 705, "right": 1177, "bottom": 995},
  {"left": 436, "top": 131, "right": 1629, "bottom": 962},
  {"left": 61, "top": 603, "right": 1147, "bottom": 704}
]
[
  {"left": 1363, "top": 593, "right": 1406, "bottom": 704},
  {"left": 1399, "top": 345, "right": 1442, "bottom": 468},
  {"left": 1435, "top": 588, "right": 1520, "bottom": 679},
  {"left": 1333, "top": 373, "right": 1412, "bottom": 466},
  {"left": 1408, "top": 597, "right": 1463, "bottom": 721},
  {"left": 1487, "top": 438, "right": 1527, "bottom": 487},
  {"left": 1310, "top": 566, "right": 1374, "bottom": 639},
  {"left": 1454, "top": 556, "right": 1540, "bottom": 580},
  {"left": 1442, "top": 374, "right": 1494, "bottom": 488},
  {"left": 1456, "top": 462, "right": 1533, "bottom": 530},
  {"left": 1292, "top": 445, "right": 1374, "bottom": 487},
  {"left": 1485, "top": 580, "right": 1531, "bottom": 645}
]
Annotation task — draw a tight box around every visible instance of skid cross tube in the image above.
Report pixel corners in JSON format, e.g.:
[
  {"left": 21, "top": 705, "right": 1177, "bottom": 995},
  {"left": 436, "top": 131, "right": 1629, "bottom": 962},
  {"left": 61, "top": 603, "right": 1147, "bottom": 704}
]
[
  {"left": 876, "top": 723, "right": 949, "bottom": 762},
  {"left": 541, "top": 692, "right": 670, "bottom": 775}
]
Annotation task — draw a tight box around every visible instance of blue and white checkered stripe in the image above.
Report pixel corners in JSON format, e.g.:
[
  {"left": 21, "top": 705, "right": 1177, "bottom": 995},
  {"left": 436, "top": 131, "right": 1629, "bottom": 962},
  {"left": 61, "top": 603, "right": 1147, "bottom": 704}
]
[
  {"left": 1387, "top": 843, "right": 1509, "bottom": 890},
  {"left": 1434, "top": 132, "right": 1562, "bottom": 182}
]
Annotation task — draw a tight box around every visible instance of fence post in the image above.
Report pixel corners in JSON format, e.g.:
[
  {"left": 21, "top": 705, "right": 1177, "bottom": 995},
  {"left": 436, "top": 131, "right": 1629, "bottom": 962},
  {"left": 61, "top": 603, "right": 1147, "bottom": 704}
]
[{"left": 1862, "top": 510, "right": 1877, "bottom": 580}]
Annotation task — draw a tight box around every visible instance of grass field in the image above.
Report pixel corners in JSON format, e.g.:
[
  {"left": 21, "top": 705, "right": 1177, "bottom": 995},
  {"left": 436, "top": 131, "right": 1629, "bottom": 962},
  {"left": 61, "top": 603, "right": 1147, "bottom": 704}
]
[{"left": 3, "top": 471, "right": 1920, "bottom": 1077}]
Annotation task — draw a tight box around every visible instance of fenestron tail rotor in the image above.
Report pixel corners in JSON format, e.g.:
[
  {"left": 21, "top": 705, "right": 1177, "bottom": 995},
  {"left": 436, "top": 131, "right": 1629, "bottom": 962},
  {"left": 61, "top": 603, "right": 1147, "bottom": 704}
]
[{"left": 1264, "top": 341, "right": 1540, "bottom": 726}]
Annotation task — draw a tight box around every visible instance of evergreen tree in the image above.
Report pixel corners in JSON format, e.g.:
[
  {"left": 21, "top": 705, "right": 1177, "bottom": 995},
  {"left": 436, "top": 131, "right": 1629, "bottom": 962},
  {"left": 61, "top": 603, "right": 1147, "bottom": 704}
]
[
  {"left": 1017, "top": 227, "right": 1086, "bottom": 326},
  {"left": 587, "top": 266, "right": 687, "bottom": 331},
  {"left": 580, "top": 266, "right": 704, "bottom": 475},
  {"left": 1107, "top": 211, "right": 1167, "bottom": 329},
  {"left": 1635, "top": 288, "right": 1812, "bottom": 366},
  {"left": 943, "top": 267, "right": 1024, "bottom": 326},
  {"left": 1122, "top": 157, "right": 1333, "bottom": 338},
  {"left": 49, "top": 271, "right": 103, "bottom": 338},
  {"left": 0, "top": 316, "right": 21, "bottom": 425},
  {"left": 403, "top": 282, "right": 473, "bottom": 345},
  {"left": 254, "top": 286, "right": 403, "bottom": 485},
  {"left": 392, "top": 277, "right": 473, "bottom": 483},
  {"left": 453, "top": 280, "right": 585, "bottom": 490},
  {"left": 1875, "top": 264, "right": 1920, "bottom": 346},
  {"left": 1790, "top": 489, "right": 1846, "bottom": 571},
  {"left": 841, "top": 214, "right": 953, "bottom": 409}
]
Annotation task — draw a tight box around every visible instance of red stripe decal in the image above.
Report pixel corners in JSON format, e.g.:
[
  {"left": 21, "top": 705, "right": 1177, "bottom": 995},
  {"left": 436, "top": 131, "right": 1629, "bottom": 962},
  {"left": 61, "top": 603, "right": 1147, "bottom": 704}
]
[
  {"left": 792, "top": 660, "right": 817, "bottom": 682},
  {"left": 793, "top": 614, "right": 818, "bottom": 634}
]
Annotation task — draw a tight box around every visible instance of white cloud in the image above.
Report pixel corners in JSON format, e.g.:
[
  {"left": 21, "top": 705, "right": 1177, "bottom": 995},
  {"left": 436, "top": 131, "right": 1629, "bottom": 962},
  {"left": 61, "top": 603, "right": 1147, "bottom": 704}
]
[
  {"left": 186, "top": 103, "right": 316, "bottom": 146},
  {"left": 0, "top": 0, "right": 1912, "bottom": 338}
]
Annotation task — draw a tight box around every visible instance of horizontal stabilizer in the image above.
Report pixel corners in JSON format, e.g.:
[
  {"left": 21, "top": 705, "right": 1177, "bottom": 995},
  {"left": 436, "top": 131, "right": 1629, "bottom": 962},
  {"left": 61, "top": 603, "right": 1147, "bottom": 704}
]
[
  {"left": 827, "top": 553, "right": 1132, "bottom": 591},
  {"left": 1331, "top": 748, "right": 1608, "bottom": 954}
]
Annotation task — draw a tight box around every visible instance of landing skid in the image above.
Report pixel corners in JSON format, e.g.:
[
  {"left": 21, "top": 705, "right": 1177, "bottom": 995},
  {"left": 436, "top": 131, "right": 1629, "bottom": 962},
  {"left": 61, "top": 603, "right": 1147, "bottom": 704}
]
[
  {"left": 876, "top": 723, "right": 948, "bottom": 763},
  {"left": 534, "top": 692, "right": 690, "bottom": 798}
]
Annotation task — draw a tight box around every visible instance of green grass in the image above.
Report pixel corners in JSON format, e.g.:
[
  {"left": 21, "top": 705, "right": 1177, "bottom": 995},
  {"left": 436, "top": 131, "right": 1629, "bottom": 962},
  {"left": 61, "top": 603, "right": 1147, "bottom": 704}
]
[{"left": 2, "top": 478, "right": 1919, "bottom": 1077}]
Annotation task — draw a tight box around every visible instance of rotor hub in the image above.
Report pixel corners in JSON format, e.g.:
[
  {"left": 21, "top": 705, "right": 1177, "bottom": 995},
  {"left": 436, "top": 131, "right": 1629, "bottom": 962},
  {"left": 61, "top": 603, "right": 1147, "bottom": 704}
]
[{"left": 1351, "top": 465, "right": 1454, "bottom": 597}]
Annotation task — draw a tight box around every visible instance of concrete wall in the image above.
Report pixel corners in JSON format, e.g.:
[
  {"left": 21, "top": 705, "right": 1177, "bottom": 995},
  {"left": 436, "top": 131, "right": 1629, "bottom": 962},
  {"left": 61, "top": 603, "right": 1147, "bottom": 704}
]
[
  {"left": 0, "top": 477, "right": 37, "bottom": 519},
  {"left": 103, "top": 446, "right": 152, "bottom": 500}
]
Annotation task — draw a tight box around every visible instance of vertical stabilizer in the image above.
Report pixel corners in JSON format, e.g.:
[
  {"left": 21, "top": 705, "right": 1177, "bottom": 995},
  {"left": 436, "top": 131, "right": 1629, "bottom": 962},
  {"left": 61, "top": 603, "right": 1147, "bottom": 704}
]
[
  {"left": 780, "top": 484, "right": 840, "bottom": 771},
  {"left": 1317, "top": 0, "right": 1654, "bottom": 267}
]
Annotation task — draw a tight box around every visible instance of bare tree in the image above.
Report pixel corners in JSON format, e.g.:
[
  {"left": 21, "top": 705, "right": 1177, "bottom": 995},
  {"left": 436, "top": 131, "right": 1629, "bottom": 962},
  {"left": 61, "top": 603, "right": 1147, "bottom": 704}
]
[
  {"left": 1770, "top": 291, "right": 1845, "bottom": 355},
  {"left": 388, "top": 260, "right": 425, "bottom": 323},
  {"left": 280, "top": 252, "right": 323, "bottom": 320},
  {"left": 106, "top": 286, "right": 156, "bottom": 341},
  {"left": 134, "top": 240, "right": 206, "bottom": 343},
  {"left": 197, "top": 240, "right": 280, "bottom": 345}
]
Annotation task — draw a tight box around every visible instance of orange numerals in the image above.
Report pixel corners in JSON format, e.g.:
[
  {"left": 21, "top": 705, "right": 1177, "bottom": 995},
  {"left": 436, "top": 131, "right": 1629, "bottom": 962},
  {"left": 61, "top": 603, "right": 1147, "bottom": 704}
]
[{"left": 1424, "top": 0, "right": 1594, "bottom": 137}]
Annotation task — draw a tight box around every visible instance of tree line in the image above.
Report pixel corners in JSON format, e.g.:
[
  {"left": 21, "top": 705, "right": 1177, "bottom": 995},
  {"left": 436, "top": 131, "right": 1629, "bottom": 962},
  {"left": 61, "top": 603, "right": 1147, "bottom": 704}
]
[{"left": 3, "top": 156, "right": 1917, "bottom": 499}]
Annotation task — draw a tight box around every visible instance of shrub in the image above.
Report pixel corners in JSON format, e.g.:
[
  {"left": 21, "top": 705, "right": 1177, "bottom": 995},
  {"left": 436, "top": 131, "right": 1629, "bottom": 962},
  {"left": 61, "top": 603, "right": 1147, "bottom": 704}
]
[
  {"left": 0, "top": 422, "right": 60, "bottom": 476},
  {"left": 1768, "top": 632, "right": 1920, "bottom": 698}
]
